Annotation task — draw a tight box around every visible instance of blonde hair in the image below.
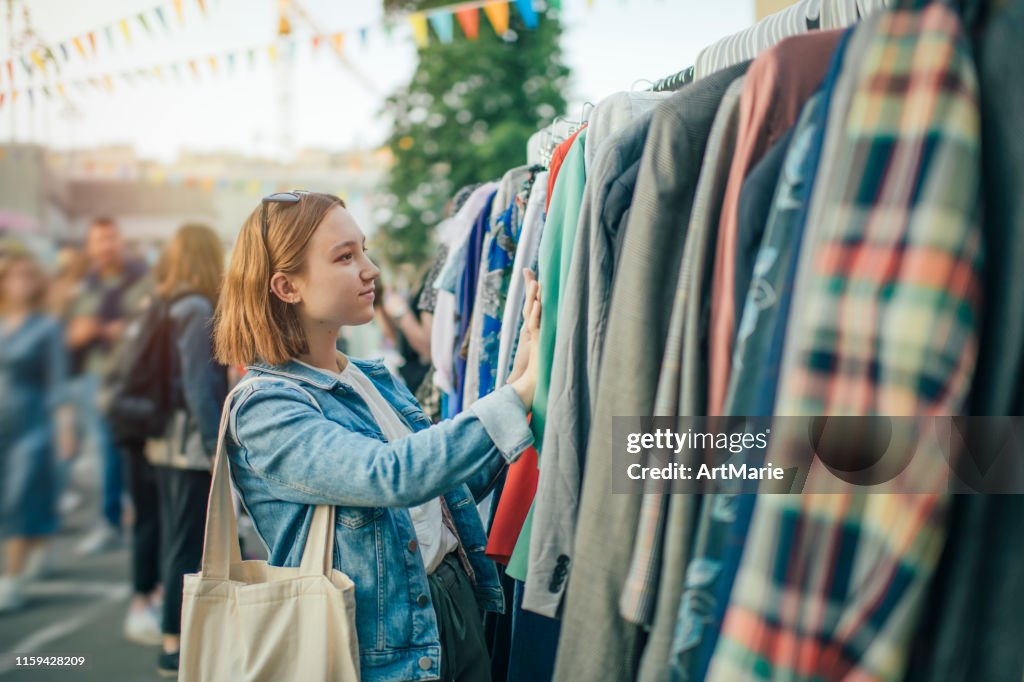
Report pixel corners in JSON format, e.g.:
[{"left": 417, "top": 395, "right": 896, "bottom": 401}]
[
  {"left": 214, "top": 192, "right": 345, "bottom": 366},
  {"left": 0, "top": 252, "right": 47, "bottom": 313},
  {"left": 158, "top": 223, "right": 224, "bottom": 304}
]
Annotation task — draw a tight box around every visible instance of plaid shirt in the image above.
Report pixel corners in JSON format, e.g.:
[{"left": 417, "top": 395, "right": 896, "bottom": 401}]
[{"left": 709, "top": 4, "right": 982, "bottom": 682}]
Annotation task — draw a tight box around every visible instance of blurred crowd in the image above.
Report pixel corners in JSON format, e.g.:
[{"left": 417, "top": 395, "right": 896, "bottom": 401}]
[{"left": 0, "top": 215, "right": 437, "bottom": 677}]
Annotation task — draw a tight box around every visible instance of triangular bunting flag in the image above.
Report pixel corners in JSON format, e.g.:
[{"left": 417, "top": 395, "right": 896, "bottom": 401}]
[
  {"left": 197, "top": 0, "right": 207, "bottom": 16},
  {"left": 267, "top": 45, "right": 278, "bottom": 62},
  {"left": 73, "top": 37, "right": 87, "bottom": 58},
  {"left": 44, "top": 47, "right": 58, "bottom": 67},
  {"left": 60, "top": 43, "right": 70, "bottom": 61},
  {"left": 226, "top": 52, "right": 235, "bottom": 71},
  {"left": 138, "top": 12, "right": 152, "bottom": 35},
  {"left": 428, "top": 12, "right": 454, "bottom": 44},
  {"left": 0, "top": 93, "right": 5, "bottom": 109},
  {"left": 188, "top": 59, "right": 199, "bottom": 77},
  {"left": 171, "top": 63, "right": 182, "bottom": 79},
  {"left": 19, "top": 56, "right": 32, "bottom": 76},
  {"left": 27, "top": 89, "right": 34, "bottom": 106},
  {"left": 408, "top": 14, "right": 429, "bottom": 48},
  {"left": 514, "top": 0, "right": 539, "bottom": 28},
  {"left": 120, "top": 19, "right": 132, "bottom": 44},
  {"left": 30, "top": 51, "right": 46, "bottom": 72},
  {"left": 56, "top": 83, "right": 66, "bottom": 97},
  {"left": 173, "top": 0, "right": 185, "bottom": 24},
  {"left": 41, "top": 85, "right": 51, "bottom": 99},
  {"left": 312, "top": 34, "right": 322, "bottom": 52},
  {"left": 5, "top": 61, "right": 11, "bottom": 82},
  {"left": 104, "top": 25, "right": 115, "bottom": 49},
  {"left": 88, "top": 31, "right": 97, "bottom": 54},
  {"left": 11, "top": 90, "right": 18, "bottom": 103},
  {"left": 331, "top": 32, "right": 343, "bottom": 53},
  {"left": 359, "top": 27, "right": 369, "bottom": 46},
  {"left": 155, "top": 7, "right": 169, "bottom": 30},
  {"left": 208, "top": 55, "right": 218, "bottom": 73},
  {"left": 103, "top": 75, "right": 113, "bottom": 91},
  {"left": 456, "top": 8, "right": 479, "bottom": 40},
  {"left": 153, "top": 66, "right": 165, "bottom": 80},
  {"left": 483, "top": 2, "right": 510, "bottom": 36},
  {"left": 288, "top": 38, "right": 298, "bottom": 61},
  {"left": 247, "top": 48, "right": 256, "bottom": 66}
]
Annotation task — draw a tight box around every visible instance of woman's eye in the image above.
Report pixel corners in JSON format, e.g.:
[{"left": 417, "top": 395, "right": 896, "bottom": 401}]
[{"left": 336, "top": 253, "right": 353, "bottom": 263}]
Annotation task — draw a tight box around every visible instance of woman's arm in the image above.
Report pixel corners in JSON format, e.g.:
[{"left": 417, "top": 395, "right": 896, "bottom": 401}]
[{"left": 232, "top": 382, "right": 533, "bottom": 509}]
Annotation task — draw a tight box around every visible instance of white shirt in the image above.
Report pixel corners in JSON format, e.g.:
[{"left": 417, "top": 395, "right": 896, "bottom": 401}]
[{"left": 298, "top": 357, "right": 459, "bottom": 574}]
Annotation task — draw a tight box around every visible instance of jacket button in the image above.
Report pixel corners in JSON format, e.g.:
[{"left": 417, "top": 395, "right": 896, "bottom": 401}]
[
  {"left": 418, "top": 657, "right": 432, "bottom": 671},
  {"left": 408, "top": 540, "right": 418, "bottom": 553},
  {"left": 417, "top": 594, "right": 429, "bottom": 608}
]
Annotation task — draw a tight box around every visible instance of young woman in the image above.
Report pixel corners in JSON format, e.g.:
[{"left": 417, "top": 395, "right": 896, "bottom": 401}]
[
  {"left": 146, "top": 224, "right": 228, "bottom": 677},
  {"left": 214, "top": 191, "right": 540, "bottom": 682},
  {"left": 0, "top": 253, "right": 76, "bottom": 612}
]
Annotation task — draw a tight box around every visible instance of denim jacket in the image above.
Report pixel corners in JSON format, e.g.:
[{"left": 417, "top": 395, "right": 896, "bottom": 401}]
[
  {"left": 225, "top": 356, "right": 533, "bottom": 682},
  {"left": 148, "top": 293, "right": 228, "bottom": 470}
]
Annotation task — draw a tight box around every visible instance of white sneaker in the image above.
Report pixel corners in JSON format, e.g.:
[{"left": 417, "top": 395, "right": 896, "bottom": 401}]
[
  {"left": 75, "top": 524, "right": 122, "bottom": 556},
  {"left": 124, "top": 604, "right": 163, "bottom": 646},
  {"left": 0, "top": 577, "right": 27, "bottom": 614}
]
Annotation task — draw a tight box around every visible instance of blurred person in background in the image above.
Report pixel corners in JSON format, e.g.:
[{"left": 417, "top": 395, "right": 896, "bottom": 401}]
[
  {"left": 66, "top": 217, "right": 149, "bottom": 556},
  {"left": 375, "top": 277, "right": 432, "bottom": 394},
  {"left": 46, "top": 245, "right": 91, "bottom": 514},
  {"left": 145, "top": 224, "right": 227, "bottom": 677},
  {"left": 0, "top": 253, "right": 76, "bottom": 612}
]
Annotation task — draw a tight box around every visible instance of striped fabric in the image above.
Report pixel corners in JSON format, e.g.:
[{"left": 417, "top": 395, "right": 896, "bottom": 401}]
[{"left": 708, "top": 4, "right": 983, "bottom": 681}]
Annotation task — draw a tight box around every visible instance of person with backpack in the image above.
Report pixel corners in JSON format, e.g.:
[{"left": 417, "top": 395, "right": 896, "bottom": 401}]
[{"left": 135, "top": 224, "right": 228, "bottom": 677}]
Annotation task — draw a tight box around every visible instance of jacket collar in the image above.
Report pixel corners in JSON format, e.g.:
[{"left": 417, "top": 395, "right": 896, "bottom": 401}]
[{"left": 245, "top": 354, "right": 390, "bottom": 392}]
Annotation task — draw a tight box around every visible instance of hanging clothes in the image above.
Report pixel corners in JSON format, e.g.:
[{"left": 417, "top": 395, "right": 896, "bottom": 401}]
[
  {"left": 508, "top": 127, "right": 589, "bottom": 583},
  {"left": 526, "top": 96, "right": 666, "bottom": 618},
  {"left": 707, "top": 3, "right": 982, "bottom": 679},
  {"left": 551, "top": 61, "right": 751, "bottom": 682},
  {"left": 905, "top": 0, "right": 1024, "bottom": 678},
  {"left": 628, "top": 76, "right": 748, "bottom": 682},
  {"left": 706, "top": 28, "right": 845, "bottom": 416}
]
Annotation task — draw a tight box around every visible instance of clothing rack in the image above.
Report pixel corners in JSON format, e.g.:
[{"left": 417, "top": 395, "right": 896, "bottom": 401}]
[{"left": 649, "top": 65, "right": 695, "bottom": 92}]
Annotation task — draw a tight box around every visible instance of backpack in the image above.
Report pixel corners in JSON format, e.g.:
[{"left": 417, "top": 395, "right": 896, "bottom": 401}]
[{"left": 105, "top": 291, "right": 186, "bottom": 445}]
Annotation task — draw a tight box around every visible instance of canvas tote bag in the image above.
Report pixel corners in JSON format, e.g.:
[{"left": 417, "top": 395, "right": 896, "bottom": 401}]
[{"left": 179, "top": 380, "right": 360, "bottom": 681}]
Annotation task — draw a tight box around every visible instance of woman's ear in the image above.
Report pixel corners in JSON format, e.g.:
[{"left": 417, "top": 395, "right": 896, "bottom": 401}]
[{"left": 269, "top": 272, "right": 302, "bottom": 304}]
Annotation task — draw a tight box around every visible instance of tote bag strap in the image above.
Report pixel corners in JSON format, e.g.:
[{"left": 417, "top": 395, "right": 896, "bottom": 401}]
[{"left": 201, "top": 376, "right": 333, "bottom": 580}]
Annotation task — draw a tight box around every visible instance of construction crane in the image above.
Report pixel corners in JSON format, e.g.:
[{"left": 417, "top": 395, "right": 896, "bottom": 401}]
[{"left": 275, "top": 0, "right": 378, "bottom": 158}]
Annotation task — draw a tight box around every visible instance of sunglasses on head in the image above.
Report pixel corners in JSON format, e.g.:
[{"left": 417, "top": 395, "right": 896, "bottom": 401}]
[{"left": 261, "top": 190, "right": 310, "bottom": 243}]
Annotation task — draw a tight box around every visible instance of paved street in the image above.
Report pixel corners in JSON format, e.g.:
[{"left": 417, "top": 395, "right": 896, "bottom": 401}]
[
  {"left": 0, "top": 506, "right": 164, "bottom": 682},
  {"left": 0, "top": 449, "right": 264, "bottom": 681}
]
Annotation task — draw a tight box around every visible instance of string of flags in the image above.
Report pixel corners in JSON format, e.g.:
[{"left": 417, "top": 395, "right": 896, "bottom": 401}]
[
  {"left": 0, "top": 0, "right": 562, "bottom": 104},
  {"left": 1, "top": 0, "right": 219, "bottom": 80}
]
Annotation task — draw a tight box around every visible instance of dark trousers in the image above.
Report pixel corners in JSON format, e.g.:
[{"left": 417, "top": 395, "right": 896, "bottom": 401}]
[
  {"left": 428, "top": 555, "right": 492, "bottom": 682},
  {"left": 155, "top": 466, "right": 211, "bottom": 636},
  {"left": 123, "top": 446, "right": 161, "bottom": 595}
]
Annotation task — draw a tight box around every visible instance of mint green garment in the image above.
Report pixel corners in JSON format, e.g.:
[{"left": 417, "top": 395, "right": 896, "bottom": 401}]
[{"left": 507, "top": 128, "right": 588, "bottom": 582}]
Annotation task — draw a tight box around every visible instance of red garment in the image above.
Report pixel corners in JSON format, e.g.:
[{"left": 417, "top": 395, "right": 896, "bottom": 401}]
[
  {"left": 545, "top": 125, "right": 587, "bottom": 213},
  {"left": 485, "top": 444, "right": 539, "bottom": 565},
  {"left": 707, "top": 30, "right": 843, "bottom": 415}
]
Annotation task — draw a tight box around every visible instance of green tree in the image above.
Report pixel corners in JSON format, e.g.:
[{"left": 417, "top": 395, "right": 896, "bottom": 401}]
[{"left": 375, "top": 1, "right": 569, "bottom": 268}]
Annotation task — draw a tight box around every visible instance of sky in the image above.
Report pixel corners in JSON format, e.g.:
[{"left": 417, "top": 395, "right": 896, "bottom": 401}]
[{"left": 0, "top": 0, "right": 753, "bottom": 162}]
